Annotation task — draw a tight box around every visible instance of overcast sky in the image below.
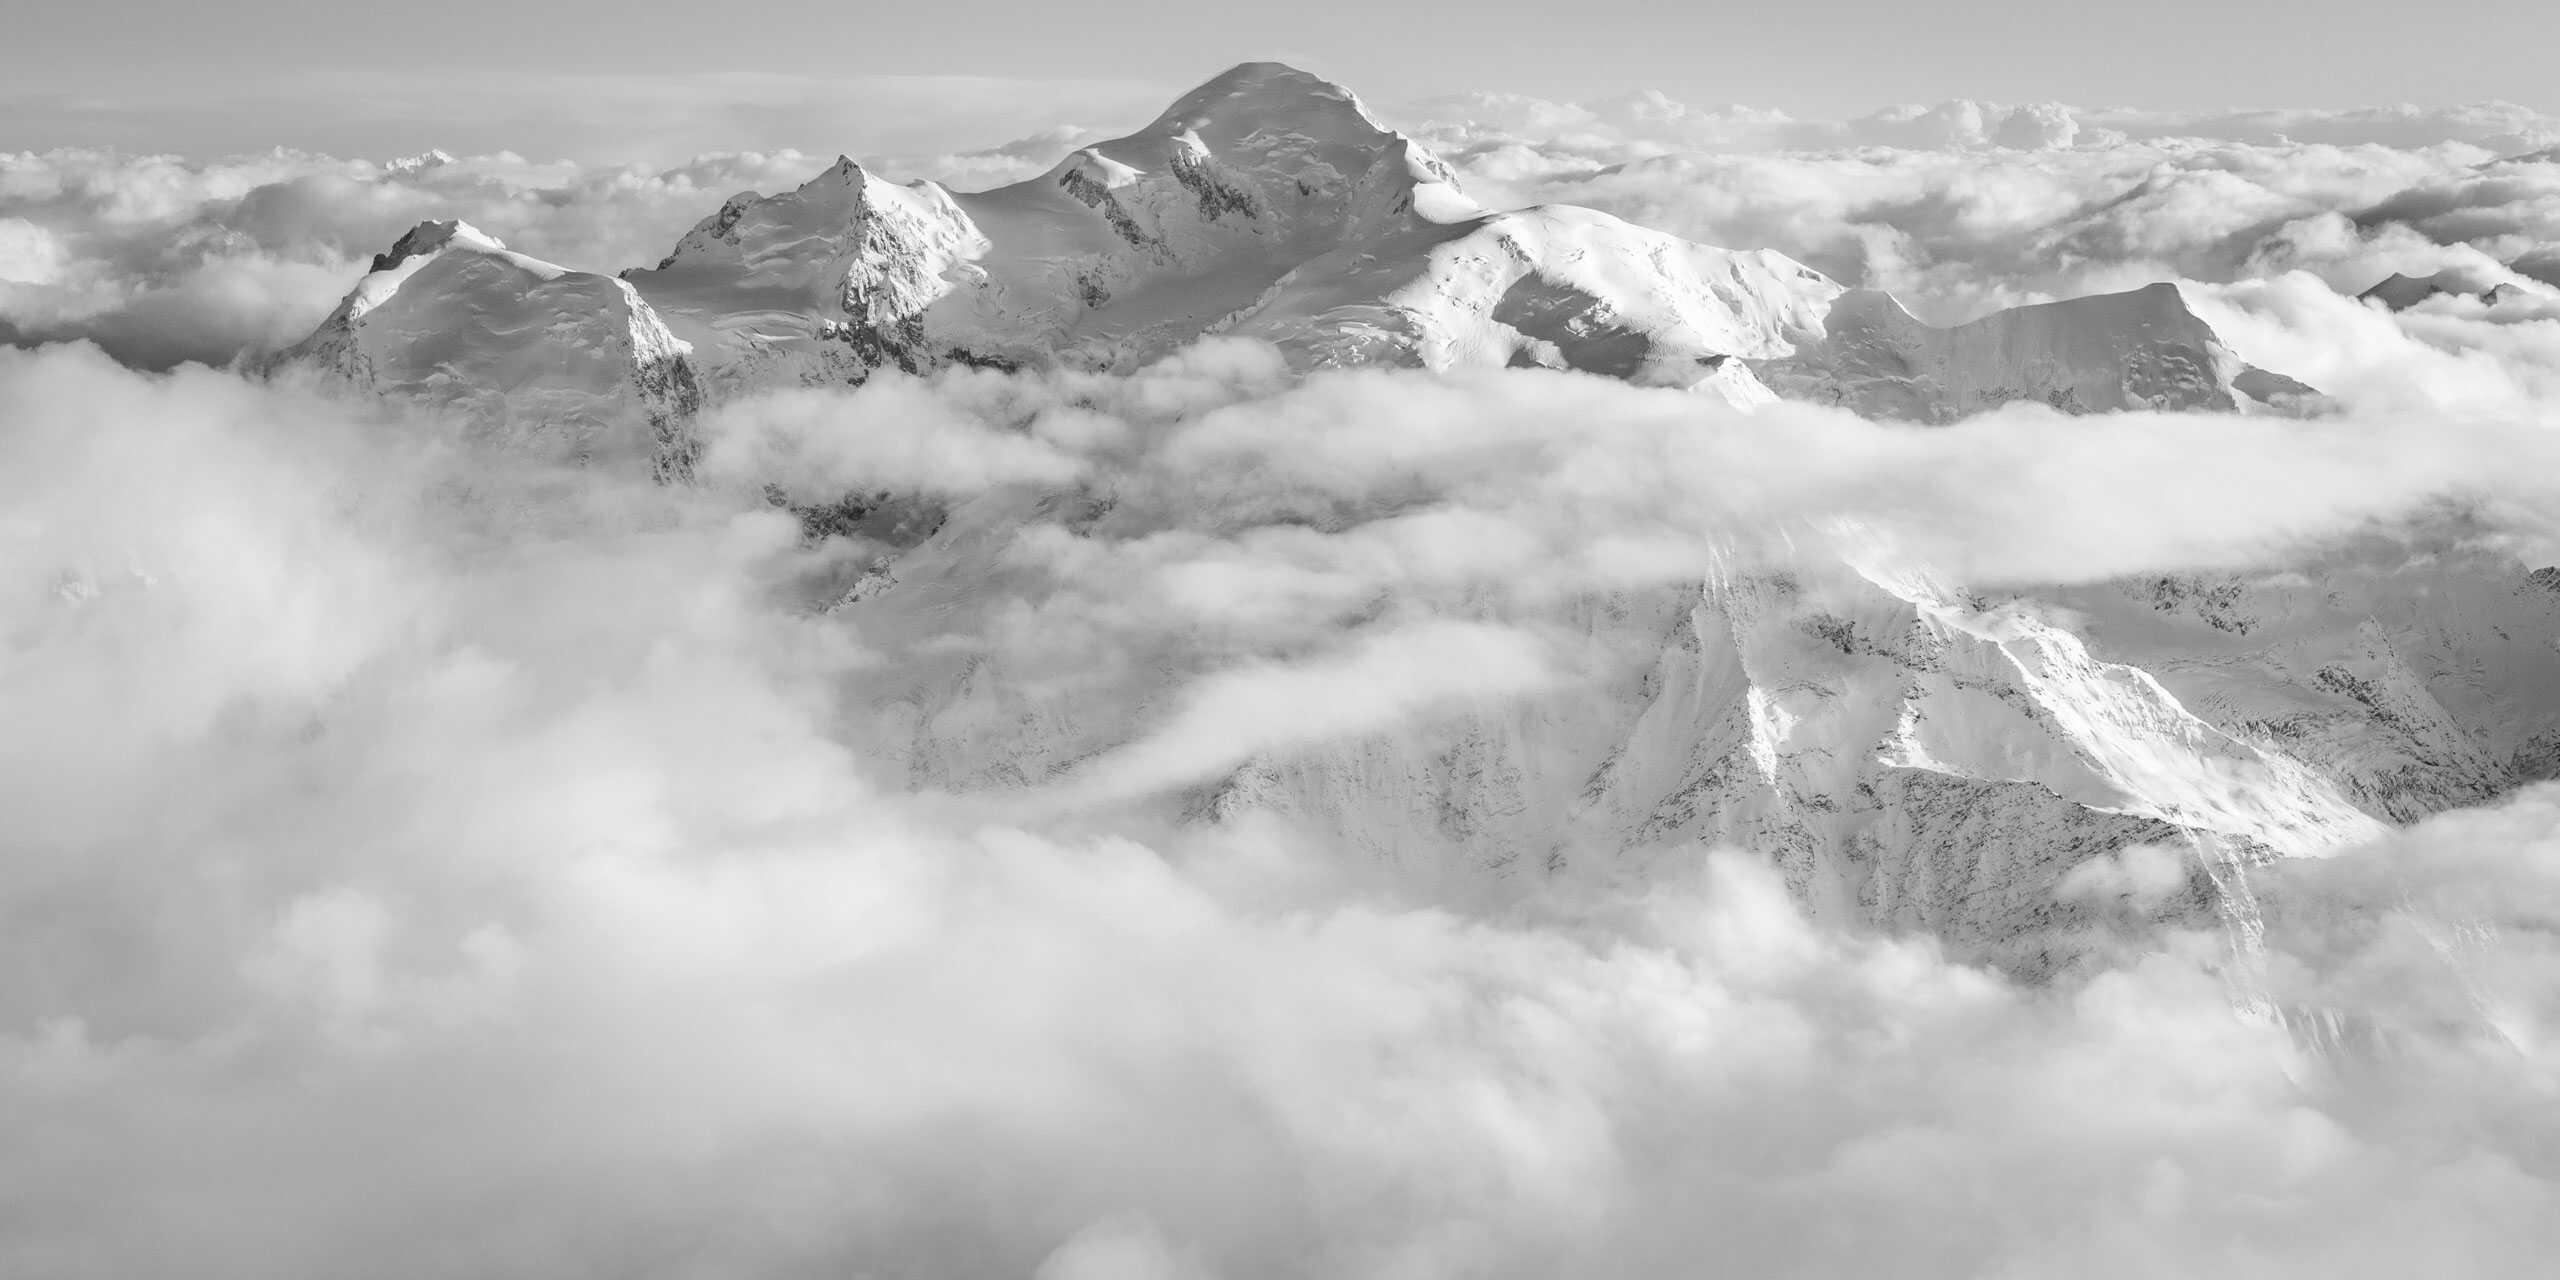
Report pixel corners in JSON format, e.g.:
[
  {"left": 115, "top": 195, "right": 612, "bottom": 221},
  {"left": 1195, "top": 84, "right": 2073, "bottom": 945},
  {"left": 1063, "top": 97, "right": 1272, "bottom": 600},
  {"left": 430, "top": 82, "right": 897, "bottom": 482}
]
[{"left": 7, "top": 0, "right": 2558, "bottom": 160}]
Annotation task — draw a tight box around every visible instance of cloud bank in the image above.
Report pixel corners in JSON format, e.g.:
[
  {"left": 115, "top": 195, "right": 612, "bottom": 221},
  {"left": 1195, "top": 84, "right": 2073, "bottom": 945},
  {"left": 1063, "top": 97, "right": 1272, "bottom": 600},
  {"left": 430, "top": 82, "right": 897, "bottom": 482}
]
[{"left": 11, "top": 260, "right": 2560, "bottom": 1273}]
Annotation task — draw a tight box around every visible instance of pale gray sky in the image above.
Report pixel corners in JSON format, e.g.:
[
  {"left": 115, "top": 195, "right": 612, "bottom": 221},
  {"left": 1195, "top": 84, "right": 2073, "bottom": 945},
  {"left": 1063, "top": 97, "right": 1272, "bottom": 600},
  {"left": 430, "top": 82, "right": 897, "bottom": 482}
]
[{"left": 6, "top": 0, "right": 2557, "bottom": 159}]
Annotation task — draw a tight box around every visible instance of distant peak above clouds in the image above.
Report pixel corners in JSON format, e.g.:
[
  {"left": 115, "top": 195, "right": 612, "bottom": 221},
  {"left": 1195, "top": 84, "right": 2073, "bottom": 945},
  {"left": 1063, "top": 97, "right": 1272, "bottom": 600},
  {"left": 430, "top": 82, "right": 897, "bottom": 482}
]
[
  {"left": 1142, "top": 61, "right": 1375, "bottom": 134},
  {"left": 1764, "top": 282, "right": 2321, "bottom": 420},
  {"left": 381, "top": 148, "right": 456, "bottom": 176},
  {"left": 282, "top": 218, "right": 702, "bottom": 479}
]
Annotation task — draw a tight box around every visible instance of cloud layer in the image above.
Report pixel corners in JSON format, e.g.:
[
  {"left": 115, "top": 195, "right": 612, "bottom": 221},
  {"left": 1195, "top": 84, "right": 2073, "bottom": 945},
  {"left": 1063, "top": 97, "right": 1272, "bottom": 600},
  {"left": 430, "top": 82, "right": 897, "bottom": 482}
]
[{"left": 11, "top": 264, "right": 2560, "bottom": 1274}]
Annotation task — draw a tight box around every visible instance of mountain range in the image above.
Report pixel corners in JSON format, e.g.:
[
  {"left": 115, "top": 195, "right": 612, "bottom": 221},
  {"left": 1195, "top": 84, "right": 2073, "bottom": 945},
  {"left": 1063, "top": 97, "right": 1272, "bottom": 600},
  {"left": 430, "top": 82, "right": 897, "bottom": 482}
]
[
  {"left": 273, "top": 62, "right": 2560, "bottom": 976},
  {"left": 287, "top": 62, "right": 2316, "bottom": 471}
]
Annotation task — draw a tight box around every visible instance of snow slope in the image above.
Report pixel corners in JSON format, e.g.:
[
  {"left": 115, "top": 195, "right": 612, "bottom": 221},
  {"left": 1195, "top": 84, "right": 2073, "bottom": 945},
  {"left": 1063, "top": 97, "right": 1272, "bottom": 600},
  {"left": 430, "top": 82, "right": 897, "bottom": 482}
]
[
  {"left": 286, "top": 220, "right": 704, "bottom": 479},
  {"left": 845, "top": 502, "right": 2560, "bottom": 975},
  {"left": 1220, "top": 203, "right": 1840, "bottom": 400}
]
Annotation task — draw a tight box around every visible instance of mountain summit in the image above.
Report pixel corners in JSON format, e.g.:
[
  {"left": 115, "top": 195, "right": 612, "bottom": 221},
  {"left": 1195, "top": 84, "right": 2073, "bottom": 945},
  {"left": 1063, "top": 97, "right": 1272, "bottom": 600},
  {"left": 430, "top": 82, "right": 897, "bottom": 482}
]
[
  {"left": 1767, "top": 283, "right": 2320, "bottom": 420},
  {"left": 622, "top": 61, "right": 1517, "bottom": 391},
  {"left": 286, "top": 220, "right": 702, "bottom": 478}
]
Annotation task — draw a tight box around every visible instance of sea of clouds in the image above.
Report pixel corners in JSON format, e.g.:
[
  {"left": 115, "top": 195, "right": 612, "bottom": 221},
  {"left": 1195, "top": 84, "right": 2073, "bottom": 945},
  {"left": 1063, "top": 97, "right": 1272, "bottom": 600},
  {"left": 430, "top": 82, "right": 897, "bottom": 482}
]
[{"left": 9, "top": 85, "right": 2560, "bottom": 1278}]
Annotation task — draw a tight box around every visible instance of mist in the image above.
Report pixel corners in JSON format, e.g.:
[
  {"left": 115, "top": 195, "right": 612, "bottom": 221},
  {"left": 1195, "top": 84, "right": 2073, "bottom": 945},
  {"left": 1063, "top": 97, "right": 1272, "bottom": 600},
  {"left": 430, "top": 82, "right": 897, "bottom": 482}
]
[{"left": 6, "top": 303, "right": 2560, "bottom": 1273}]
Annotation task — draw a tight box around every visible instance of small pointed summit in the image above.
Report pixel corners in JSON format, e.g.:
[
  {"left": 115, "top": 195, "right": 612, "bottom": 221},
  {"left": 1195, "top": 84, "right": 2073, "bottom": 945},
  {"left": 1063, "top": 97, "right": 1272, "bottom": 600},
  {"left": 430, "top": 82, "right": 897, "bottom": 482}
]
[{"left": 801, "top": 154, "right": 905, "bottom": 202}]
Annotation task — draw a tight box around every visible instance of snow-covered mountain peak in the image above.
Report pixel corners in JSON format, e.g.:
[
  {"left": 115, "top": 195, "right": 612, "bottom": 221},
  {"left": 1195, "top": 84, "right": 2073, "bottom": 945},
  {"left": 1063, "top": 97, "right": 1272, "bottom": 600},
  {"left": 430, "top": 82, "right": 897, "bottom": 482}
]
[
  {"left": 383, "top": 148, "right": 457, "bottom": 176},
  {"left": 285, "top": 222, "right": 703, "bottom": 480},
  {"left": 334, "top": 219, "right": 567, "bottom": 325},
  {"left": 649, "top": 157, "right": 968, "bottom": 275},
  {"left": 628, "top": 154, "right": 990, "bottom": 386},
  {"left": 369, "top": 218, "right": 502, "bottom": 268},
  {"left": 1765, "top": 280, "right": 2317, "bottom": 420},
  {"left": 1136, "top": 61, "right": 1387, "bottom": 152},
  {"left": 1013, "top": 59, "right": 1476, "bottom": 252},
  {"left": 1227, "top": 201, "right": 1840, "bottom": 396}
]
